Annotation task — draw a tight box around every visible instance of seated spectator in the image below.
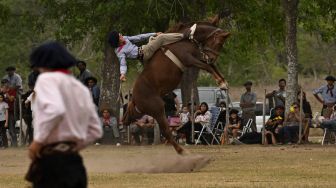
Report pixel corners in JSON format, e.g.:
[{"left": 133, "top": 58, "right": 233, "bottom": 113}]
[
  {"left": 216, "top": 101, "right": 227, "bottom": 126},
  {"left": 280, "top": 102, "right": 305, "bottom": 144},
  {"left": 174, "top": 105, "right": 190, "bottom": 143},
  {"left": 177, "top": 105, "right": 190, "bottom": 128},
  {"left": 130, "top": 115, "right": 155, "bottom": 145},
  {"left": 177, "top": 102, "right": 211, "bottom": 144},
  {"left": 297, "top": 89, "right": 313, "bottom": 142},
  {"left": 264, "top": 105, "right": 285, "bottom": 145},
  {"left": 221, "top": 109, "right": 241, "bottom": 144},
  {"left": 100, "top": 109, "right": 121, "bottom": 146},
  {"left": 85, "top": 76, "right": 100, "bottom": 107},
  {"left": 314, "top": 104, "right": 336, "bottom": 130}
]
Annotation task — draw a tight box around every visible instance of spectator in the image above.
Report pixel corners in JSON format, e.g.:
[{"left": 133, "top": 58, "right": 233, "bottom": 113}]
[
  {"left": 162, "top": 91, "right": 180, "bottom": 118},
  {"left": 297, "top": 89, "right": 313, "bottom": 142},
  {"left": 313, "top": 75, "right": 336, "bottom": 118},
  {"left": 177, "top": 102, "right": 211, "bottom": 144},
  {"left": 221, "top": 109, "right": 242, "bottom": 144},
  {"left": 266, "top": 78, "right": 286, "bottom": 108},
  {"left": 100, "top": 109, "right": 121, "bottom": 146},
  {"left": 281, "top": 102, "right": 305, "bottom": 144},
  {"left": 175, "top": 105, "right": 190, "bottom": 142},
  {"left": 0, "top": 93, "right": 9, "bottom": 148},
  {"left": 216, "top": 101, "right": 227, "bottom": 127},
  {"left": 240, "top": 81, "right": 257, "bottom": 132},
  {"left": 123, "top": 94, "right": 132, "bottom": 117},
  {"left": 85, "top": 77, "right": 100, "bottom": 107},
  {"left": 3, "top": 66, "right": 23, "bottom": 91},
  {"left": 315, "top": 105, "right": 336, "bottom": 131},
  {"left": 264, "top": 105, "right": 285, "bottom": 145},
  {"left": 130, "top": 115, "right": 155, "bottom": 145},
  {"left": 22, "top": 90, "right": 34, "bottom": 145},
  {"left": 179, "top": 105, "right": 190, "bottom": 127},
  {"left": 28, "top": 70, "right": 39, "bottom": 89},
  {"left": 76, "top": 61, "right": 92, "bottom": 84},
  {"left": 0, "top": 79, "right": 17, "bottom": 147}
]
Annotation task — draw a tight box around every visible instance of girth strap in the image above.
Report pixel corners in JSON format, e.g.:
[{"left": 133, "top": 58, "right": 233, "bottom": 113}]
[{"left": 161, "top": 48, "right": 186, "bottom": 72}]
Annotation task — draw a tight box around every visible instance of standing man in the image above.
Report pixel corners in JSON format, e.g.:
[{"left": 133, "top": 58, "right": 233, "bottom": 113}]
[
  {"left": 240, "top": 81, "right": 257, "bottom": 132},
  {"left": 3, "top": 66, "right": 23, "bottom": 91},
  {"left": 76, "top": 61, "right": 92, "bottom": 84},
  {"left": 266, "top": 79, "right": 287, "bottom": 108},
  {"left": 26, "top": 42, "right": 102, "bottom": 188},
  {"left": 313, "top": 75, "right": 336, "bottom": 118}
]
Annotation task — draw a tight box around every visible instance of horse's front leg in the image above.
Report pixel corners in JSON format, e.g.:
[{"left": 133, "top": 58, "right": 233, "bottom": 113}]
[
  {"left": 187, "top": 56, "right": 228, "bottom": 89},
  {"left": 209, "top": 64, "right": 228, "bottom": 90}
]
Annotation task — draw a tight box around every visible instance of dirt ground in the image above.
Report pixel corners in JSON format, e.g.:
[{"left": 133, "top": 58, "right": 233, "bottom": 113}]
[{"left": 1, "top": 144, "right": 336, "bottom": 188}]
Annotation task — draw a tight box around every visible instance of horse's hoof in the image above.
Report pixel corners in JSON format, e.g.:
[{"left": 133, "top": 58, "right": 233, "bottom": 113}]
[
  {"left": 180, "top": 149, "right": 191, "bottom": 156},
  {"left": 219, "top": 81, "right": 228, "bottom": 90},
  {"left": 176, "top": 147, "right": 187, "bottom": 155}
]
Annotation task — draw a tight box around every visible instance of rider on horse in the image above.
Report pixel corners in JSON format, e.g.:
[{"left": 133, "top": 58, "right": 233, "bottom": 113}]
[{"left": 108, "top": 26, "right": 195, "bottom": 81}]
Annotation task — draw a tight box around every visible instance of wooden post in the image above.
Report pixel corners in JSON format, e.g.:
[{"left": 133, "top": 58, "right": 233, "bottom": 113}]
[
  {"left": 262, "top": 89, "right": 266, "bottom": 145},
  {"left": 225, "top": 89, "right": 230, "bottom": 144},
  {"left": 298, "top": 88, "right": 303, "bottom": 144},
  {"left": 126, "top": 90, "right": 131, "bottom": 144},
  {"left": 191, "top": 85, "right": 195, "bottom": 143}
]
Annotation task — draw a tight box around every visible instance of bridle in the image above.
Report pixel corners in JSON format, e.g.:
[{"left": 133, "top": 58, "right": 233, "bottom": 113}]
[{"left": 189, "top": 24, "right": 222, "bottom": 65}]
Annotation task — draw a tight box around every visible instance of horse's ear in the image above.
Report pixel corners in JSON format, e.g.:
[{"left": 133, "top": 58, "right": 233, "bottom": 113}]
[
  {"left": 222, "top": 32, "right": 230, "bottom": 39},
  {"left": 209, "top": 15, "right": 220, "bottom": 26},
  {"left": 217, "top": 32, "right": 230, "bottom": 41}
]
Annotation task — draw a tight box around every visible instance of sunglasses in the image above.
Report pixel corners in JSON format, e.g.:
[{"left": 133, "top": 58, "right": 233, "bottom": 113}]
[{"left": 293, "top": 106, "right": 298, "bottom": 109}]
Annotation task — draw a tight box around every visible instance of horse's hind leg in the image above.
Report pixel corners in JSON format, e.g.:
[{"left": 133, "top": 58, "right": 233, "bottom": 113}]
[{"left": 155, "top": 114, "right": 185, "bottom": 154}]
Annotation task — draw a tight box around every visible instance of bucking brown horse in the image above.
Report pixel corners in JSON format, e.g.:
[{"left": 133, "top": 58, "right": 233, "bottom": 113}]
[{"left": 123, "top": 16, "right": 230, "bottom": 154}]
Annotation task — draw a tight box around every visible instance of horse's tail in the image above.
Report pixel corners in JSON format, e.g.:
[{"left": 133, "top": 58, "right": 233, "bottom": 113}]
[{"left": 122, "top": 101, "right": 142, "bottom": 126}]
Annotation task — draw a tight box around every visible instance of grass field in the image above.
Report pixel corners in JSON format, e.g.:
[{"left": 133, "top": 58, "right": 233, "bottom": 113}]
[{"left": 1, "top": 144, "right": 336, "bottom": 188}]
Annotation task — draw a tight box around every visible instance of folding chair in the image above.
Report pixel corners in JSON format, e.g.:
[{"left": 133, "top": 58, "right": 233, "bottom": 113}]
[
  {"left": 239, "top": 118, "right": 253, "bottom": 138},
  {"left": 321, "top": 127, "right": 336, "bottom": 145},
  {"left": 194, "top": 107, "right": 221, "bottom": 145}
]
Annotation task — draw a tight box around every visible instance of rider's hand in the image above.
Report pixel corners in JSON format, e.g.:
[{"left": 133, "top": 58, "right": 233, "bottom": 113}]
[
  {"left": 120, "top": 74, "right": 127, "bottom": 82},
  {"left": 156, "top": 32, "right": 162, "bottom": 36},
  {"left": 4, "top": 122, "right": 8, "bottom": 128},
  {"left": 29, "top": 141, "right": 42, "bottom": 161}
]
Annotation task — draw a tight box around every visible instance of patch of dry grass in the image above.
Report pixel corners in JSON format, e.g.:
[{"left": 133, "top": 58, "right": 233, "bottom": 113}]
[{"left": 1, "top": 145, "right": 336, "bottom": 188}]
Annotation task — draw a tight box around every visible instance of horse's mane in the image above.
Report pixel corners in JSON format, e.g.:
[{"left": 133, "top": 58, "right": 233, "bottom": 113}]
[{"left": 166, "top": 21, "right": 215, "bottom": 33}]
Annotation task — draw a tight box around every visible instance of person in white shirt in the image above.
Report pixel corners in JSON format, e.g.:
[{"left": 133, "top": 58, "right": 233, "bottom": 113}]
[{"left": 25, "top": 41, "right": 103, "bottom": 188}]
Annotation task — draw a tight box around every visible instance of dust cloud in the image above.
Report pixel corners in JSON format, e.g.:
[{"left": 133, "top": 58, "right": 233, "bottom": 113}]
[{"left": 85, "top": 148, "right": 211, "bottom": 173}]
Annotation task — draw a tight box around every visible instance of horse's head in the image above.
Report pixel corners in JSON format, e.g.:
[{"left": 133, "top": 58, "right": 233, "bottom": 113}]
[{"left": 191, "top": 20, "right": 230, "bottom": 64}]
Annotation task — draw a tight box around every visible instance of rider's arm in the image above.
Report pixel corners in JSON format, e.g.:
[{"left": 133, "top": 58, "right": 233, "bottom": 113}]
[
  {"left": 127, "top": 33, "right": 156, "bottom": 43},
  {"left": 118, "top": 52, "right": 127, "bottom": 75}
]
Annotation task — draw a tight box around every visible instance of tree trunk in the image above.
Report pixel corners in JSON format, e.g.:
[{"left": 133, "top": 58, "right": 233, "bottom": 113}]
[
  {"left": 283, "top": 0, "right": 299, "bottom": 113},
  {"left": 99, "top": 42, "right": 120, "bottom": 118},
  {"left": 180, "top": 67, "right": 200, "bottom": 106}
]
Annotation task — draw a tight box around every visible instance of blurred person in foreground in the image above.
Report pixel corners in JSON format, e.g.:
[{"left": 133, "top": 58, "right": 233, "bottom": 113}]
[{"left": 25, "top": 41, "right": 103, "bottom": 188}]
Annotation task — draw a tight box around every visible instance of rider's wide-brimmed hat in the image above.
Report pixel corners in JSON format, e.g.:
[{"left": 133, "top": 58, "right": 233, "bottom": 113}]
[
  {"left": 30, "top": 41, "right": 77, "bottom": 69},
  {"left": 325, "top": 75, "right": 336, "bottom": 81},
  {"left": 108, "top": 31, "right": 119, "bottom": 48}
]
